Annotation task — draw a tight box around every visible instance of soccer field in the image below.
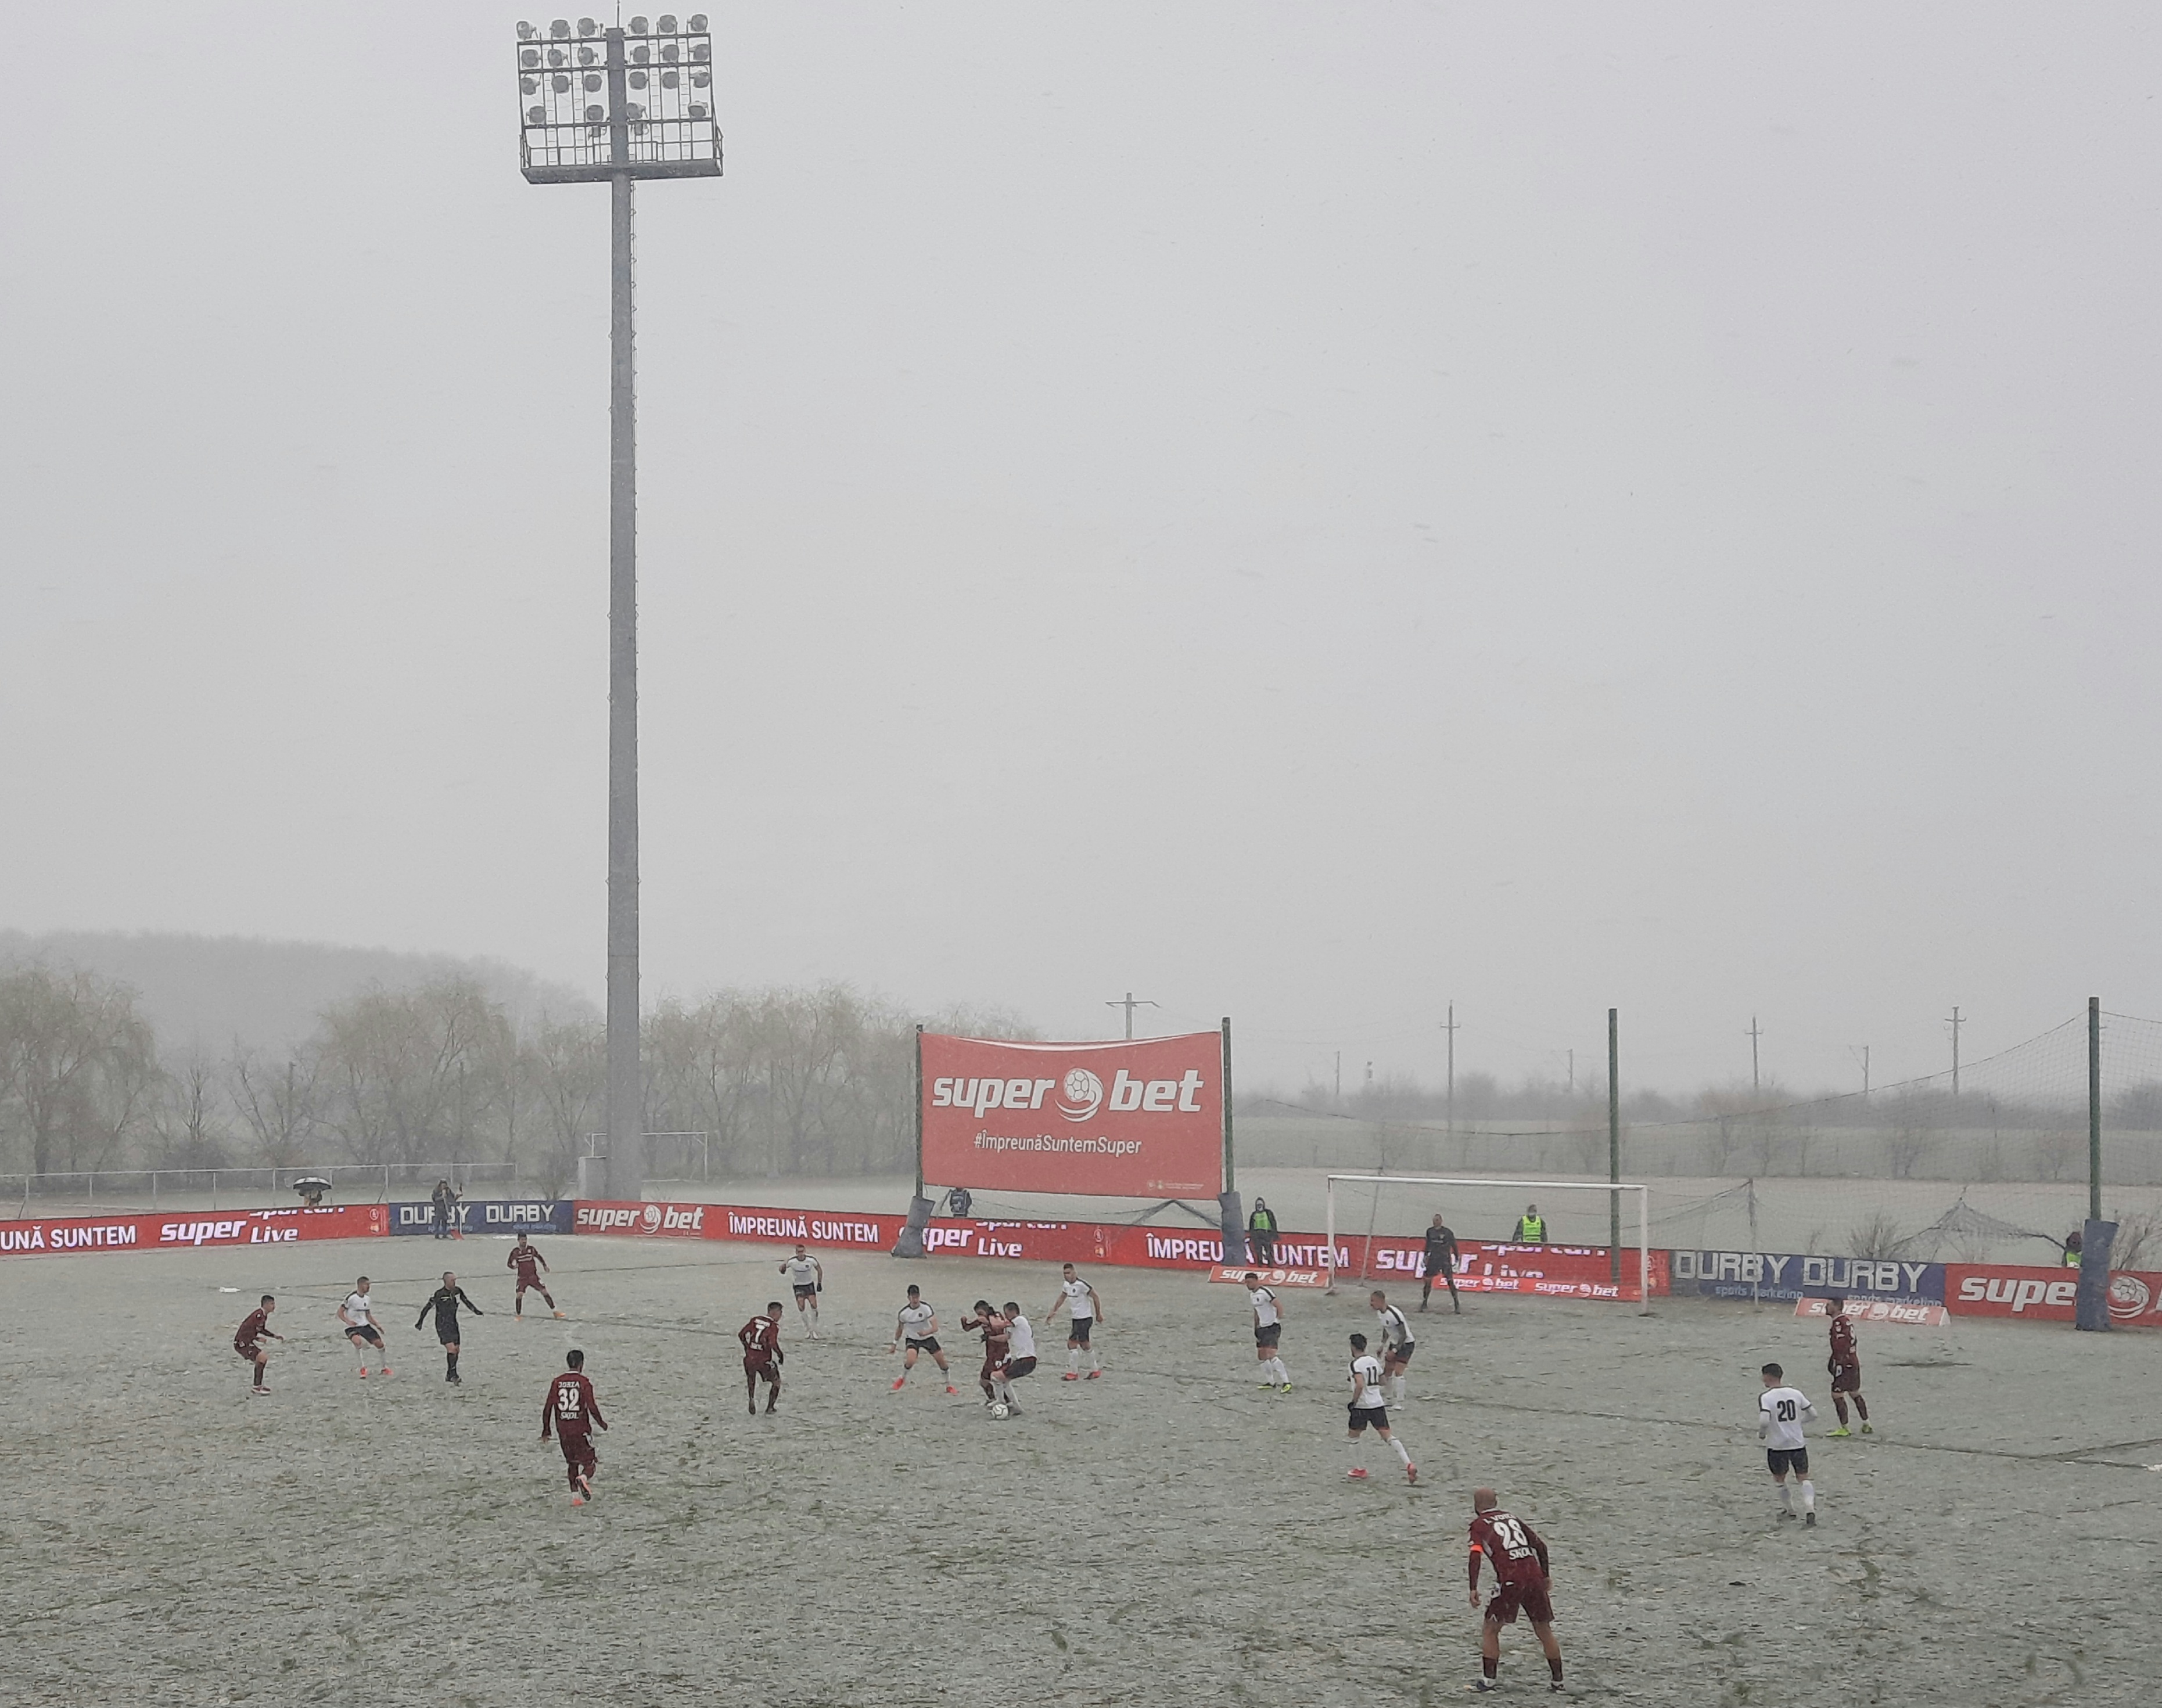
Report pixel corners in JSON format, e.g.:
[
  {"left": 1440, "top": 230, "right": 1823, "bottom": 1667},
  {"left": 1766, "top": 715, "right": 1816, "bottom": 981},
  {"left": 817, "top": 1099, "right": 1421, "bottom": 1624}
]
[{"left": 3, "top": 1237, "right": 2157, "bottom": 1706}]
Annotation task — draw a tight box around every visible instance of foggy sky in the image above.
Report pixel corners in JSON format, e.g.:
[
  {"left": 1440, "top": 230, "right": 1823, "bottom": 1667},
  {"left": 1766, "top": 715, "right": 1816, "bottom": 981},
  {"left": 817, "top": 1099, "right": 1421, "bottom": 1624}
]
[{"left": 3, "top": 3, "right": 2158, "bottom": 1096}]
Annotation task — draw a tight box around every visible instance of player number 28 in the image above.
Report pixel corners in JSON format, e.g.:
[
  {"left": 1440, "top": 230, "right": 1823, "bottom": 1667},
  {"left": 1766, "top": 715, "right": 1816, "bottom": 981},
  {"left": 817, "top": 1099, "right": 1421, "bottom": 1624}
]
[{"left": 1493, "top": 1518, "right": 1530, "bottom": 1552}]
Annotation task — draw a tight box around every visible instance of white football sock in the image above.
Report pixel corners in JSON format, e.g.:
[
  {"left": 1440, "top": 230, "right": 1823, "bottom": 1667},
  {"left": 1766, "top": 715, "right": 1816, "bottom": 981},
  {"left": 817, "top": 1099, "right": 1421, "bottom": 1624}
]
[
  {"left": 1090, "top": 1350, "right": 1101, "bottom": 1371},
  {"left": 1777, "top": 1482, "right": 1793, "bottom": 1509},
  {"left": 1801, "top": 1480, "right": 1816, "bottom": 1512},
  {"left": 1390, "top": 1436, "right": 1412, "bottom": 1466},
  {"left": 1393, "top": 1375, "right": 1407, "bottom": 1404},
  {"left": 1272, "top": 1358, "right": 1290, "bottom": 1383},
  {"left": 1068, "top": 1349, "right": 1080, "bottom": 1373}
]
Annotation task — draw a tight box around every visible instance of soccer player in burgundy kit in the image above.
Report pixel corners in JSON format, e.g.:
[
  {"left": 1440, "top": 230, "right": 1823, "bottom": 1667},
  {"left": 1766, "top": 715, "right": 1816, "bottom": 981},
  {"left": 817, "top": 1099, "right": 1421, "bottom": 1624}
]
[
  {"left": 1825, "top": 1296, "right": 1873, "bottom": 1436},
  {"left": 1467, "top": 1487, "right": 1564, "bottom": 1692},
  {"left": 738, "top": 1301, "right": 785, "bottom": 1415},
  {"left": 508, "top": 1233, "right": 565, "bottom": 1319},
  {"left": 233, "top": 1294, "right": 283, "bottom": 1395},
  {"left": 962, "top": 1300, "right": 1014, "bottom": 1411},
  {"left": 541, "top": 1350, "right": 608, "bottom": 1505}
]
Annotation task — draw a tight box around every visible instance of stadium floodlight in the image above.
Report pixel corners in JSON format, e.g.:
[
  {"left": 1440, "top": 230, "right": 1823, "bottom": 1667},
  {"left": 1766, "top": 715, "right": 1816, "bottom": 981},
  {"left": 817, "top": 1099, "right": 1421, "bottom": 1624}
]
[{"left": 516, "top": 16, "right": 722, "bottom": 1202}]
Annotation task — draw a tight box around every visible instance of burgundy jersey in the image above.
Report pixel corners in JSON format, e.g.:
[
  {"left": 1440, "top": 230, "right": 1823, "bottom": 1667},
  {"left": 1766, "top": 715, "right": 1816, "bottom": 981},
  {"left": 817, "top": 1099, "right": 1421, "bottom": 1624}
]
[
  {"left": 1829, "top": 1315, "right": 1858, "bottom": 1369},
  {"left": 738, "top": 1316, "right": 781, "bottom": 1360},
  {"left": 1469, "top": 1508, "right": 1551, "bottom": 1591},
  {"left": 234, "top": 1308, "right": 270, "bottom": 1350},
  {"left": 967, "top": 1313, "right": 1011, "bottom": 1359},
  {"left": 509, "top": 1246, "right": 546, "bottom": 1282},
  {"left": 543, "top": 1371, "right": 604, "bottom": 1436}
]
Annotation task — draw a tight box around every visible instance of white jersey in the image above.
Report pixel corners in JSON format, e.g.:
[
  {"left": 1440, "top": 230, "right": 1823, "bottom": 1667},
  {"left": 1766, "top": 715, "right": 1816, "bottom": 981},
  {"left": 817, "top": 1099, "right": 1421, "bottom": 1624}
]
[
  {"left": 342, "top": 1291, "right": 374, "bottom": 1328},
  {"left": 1374, "top": 1303, "right": 1412, "bottom": 1351},
  {"left": 1350, "top": 1353, "right": 1387, "bottom": 1408},
  {"left": 1061, "top": 1277, "right": 1096, "bottom": 1321},
  {"left": 1759, "top": 1385, "right": 1816, "bottom": 1451},
  {"left": 1248, "top": 1286, "right": 1280, "bottom": 1328},
  {"left": 897, "top": 1301, "right": 936, "bottom": 1343},
  {"left": 782, "top": 1254, "right": 820, "bottom": 1288},
  {"left": 1006, "top": 1313, "right": 1037, "bottom": 1360}
]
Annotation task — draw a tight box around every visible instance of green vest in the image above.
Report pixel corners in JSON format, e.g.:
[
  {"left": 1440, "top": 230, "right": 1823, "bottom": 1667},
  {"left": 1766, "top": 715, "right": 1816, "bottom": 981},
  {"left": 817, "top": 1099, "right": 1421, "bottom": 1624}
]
[
  {"left": 1517, "top": 1216, "right": 1546, "bottom": 1242},
  {"left": 1249, "top": 1207, "right": 1276, "bottom": 1231},
  {"left": 2063, "top": 1247, "right": 2081, "bottom": 1267}
]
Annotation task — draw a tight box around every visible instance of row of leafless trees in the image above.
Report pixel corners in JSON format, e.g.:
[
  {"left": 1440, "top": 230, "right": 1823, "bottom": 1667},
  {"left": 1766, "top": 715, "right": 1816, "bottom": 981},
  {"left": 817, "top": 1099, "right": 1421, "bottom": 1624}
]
[{"left": 0, "top": 962, "right": 1030, "bottom": 1188}]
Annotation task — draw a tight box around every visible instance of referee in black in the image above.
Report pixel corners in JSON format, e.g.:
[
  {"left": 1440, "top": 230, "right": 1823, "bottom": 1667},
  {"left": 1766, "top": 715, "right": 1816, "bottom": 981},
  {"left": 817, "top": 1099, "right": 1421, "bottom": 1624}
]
[
  {"left": 416, "top": 1271, "right": 483, "bottom": 1384},
  {"left": 1418, "top": 1213, "right": 1461, "bottom": 1314}
]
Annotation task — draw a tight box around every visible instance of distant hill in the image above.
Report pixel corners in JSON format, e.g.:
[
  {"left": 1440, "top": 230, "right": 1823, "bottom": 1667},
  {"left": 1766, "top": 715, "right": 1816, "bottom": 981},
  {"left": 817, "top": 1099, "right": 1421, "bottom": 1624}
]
[{"left": 0, "top": 929, "right": 595, "bottom": 1056}]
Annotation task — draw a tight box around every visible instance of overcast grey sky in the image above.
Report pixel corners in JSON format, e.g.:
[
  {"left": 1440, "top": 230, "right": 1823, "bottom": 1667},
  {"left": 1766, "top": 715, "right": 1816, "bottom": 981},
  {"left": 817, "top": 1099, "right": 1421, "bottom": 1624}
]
[{"left": 2, "top": 3, "right": 2157, "bottom": 1095}]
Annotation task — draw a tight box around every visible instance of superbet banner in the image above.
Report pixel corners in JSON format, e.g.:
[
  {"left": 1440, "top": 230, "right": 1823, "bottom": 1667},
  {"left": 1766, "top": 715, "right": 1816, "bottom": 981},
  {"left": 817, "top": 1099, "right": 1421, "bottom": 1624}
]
[
  {"left": 0, "top": 1203, "right": 386, "bottom": 1257},
  {"left": 920, "top": 1033, "right": 1226, "bottom": 1199},
  {"left": 1945, "top": 1263, "right": 2162, "bottom": 1328}
]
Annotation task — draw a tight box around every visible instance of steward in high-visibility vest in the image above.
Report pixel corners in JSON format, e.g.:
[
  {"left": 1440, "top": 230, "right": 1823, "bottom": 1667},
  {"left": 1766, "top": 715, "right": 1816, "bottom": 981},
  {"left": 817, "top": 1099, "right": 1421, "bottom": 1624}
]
[
  {"left": 2062, "top": 1231, "right": 2084, "bottom": 1268},
  {"left": 1513, "top": 1206, "right": 1546, "bottom": 1244}
]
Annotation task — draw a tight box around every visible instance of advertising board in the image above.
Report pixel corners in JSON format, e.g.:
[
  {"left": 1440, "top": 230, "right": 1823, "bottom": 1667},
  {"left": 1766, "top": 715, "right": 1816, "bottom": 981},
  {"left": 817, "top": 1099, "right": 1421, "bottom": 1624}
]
[{"left": 920, "top": 1033, "right": 1225, "bottom": 1199}]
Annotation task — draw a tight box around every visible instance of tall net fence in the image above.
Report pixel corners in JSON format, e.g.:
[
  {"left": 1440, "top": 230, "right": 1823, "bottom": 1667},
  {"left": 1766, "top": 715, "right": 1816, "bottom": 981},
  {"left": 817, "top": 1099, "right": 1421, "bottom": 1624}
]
[{"left": 1242, "top": 1010, "right": 2162, "bottom": 1268}]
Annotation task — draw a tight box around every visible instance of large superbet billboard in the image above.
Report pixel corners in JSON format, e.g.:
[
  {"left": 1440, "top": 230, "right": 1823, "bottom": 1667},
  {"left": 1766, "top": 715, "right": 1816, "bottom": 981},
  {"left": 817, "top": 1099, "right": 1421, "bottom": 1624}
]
[{"left": 920, "top": 1033, "right": 1226, "bottom": 1199}]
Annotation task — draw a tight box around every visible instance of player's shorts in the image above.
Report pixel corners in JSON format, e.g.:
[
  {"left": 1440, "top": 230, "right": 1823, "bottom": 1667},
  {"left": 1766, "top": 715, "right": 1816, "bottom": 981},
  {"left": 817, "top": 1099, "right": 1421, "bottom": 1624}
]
[
  {"left": 1766, "top": 1447, "right": 1810, "bottom": 1477},
  {"left": 235, "top": 1341, "right": 262, "bottom": 1361},
  {"left": 1486, "top": 1576, "right": 1554, "bottom": 1627},
  {"left": 1007, "top": 1356, "right": 1037, "bottom": 1380},
  {"left": 1387, "top": 1341, "right": 1416, "bottom": 1364},
  {"left": 436, "top": 1325, "right": 460, "bottom": 1345},
  {"left": 792, "top": 1284, "right": 818, "bottom": 1300},
  {"left": 1423, "top": 1253, "right": 1453, "bottom": 1278},
  {"left": 1830, "top": 1363, "right": 1861, "bottom": 1394},
  {"left": 513, "top": 1274, "right": 543, "bottom": 1290},
  {"left": 1347, "top": 1403, "right": 1388, "bottom": 1432},
  {"left": 904, "top": 1336, "right": 941, "bottom": 1355},
  {"left": 348, "top": 1325, "right": 384, "bottom": 1346},
  {"left": 555, "top": 1427, "right": 597, "bottom": 1465},
  {"left": 1254, "top": 1323, "right": 1282, "bottom": 1348},
  {"left": 744, "top": 1354, "right": 778, "bottom": 1379},
  {"left": 1069, "top": 1317, "right": 1093, "bottom": 1345}
]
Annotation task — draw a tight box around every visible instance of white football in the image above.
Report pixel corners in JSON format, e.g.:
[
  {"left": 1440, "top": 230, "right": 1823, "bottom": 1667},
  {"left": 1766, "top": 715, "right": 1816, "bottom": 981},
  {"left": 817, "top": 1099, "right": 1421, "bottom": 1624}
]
[{"left": 990, "top": 1402, "right": 1010, "bottom": 1419}]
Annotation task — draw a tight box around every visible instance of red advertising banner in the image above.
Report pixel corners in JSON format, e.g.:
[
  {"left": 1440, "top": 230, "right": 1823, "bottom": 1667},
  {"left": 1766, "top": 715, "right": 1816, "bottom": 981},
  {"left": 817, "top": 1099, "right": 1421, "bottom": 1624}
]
[
  {"left": 576, "top": 1200, "right": 1666, "bottom": 1301},
  {"left": 919, "top": 1033, "right": 1226, "bottom": 1199},
  {"left": 1945, "top": 1264, "right": 2162, "bottom": 1328},
  {"left": 0, "top": 1203, "right": 386, "bottom": 1257}
]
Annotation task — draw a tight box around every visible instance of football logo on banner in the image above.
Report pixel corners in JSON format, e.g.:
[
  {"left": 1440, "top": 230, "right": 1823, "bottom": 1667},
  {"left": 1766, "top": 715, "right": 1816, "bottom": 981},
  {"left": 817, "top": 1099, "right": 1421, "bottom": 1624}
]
[{"left": 920, "top": 1033, "right": 1225, "bottom": 1200}]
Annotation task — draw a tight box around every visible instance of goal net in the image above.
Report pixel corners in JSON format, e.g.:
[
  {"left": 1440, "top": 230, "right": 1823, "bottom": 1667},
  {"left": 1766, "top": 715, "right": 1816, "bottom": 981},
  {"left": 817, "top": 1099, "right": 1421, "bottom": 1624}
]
[{"left": 1323, "top": 1173, "right": 1651, "bottom": 1311}]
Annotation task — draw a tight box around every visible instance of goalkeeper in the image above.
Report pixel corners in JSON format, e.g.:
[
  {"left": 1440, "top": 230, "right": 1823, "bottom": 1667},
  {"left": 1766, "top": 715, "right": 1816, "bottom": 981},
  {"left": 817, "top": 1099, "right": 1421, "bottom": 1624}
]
[{"left": 1420, "top": 1213, "right": 1461, "bottom": 1314}]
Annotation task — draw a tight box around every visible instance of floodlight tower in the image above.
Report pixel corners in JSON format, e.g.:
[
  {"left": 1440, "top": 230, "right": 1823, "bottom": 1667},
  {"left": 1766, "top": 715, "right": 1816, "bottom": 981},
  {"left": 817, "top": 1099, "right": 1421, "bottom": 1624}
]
[{"left": 516, "top": 14, "right": 721, "bottom": 1202}]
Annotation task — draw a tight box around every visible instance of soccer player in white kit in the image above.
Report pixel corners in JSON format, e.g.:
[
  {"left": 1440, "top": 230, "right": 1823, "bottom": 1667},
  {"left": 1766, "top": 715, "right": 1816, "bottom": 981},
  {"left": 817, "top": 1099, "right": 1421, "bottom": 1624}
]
[
  {"left": 1369, "top": 1289, "right": 1415, "bottom": 1404},
  {"left": 1758, "top": 1362, "right": 1819, "bottom": 1526},
  {"left": 1046, "top": 1263, "right": 1105, "bottom": 1380},
  {"left": 888, "top": 1285, "right": 960, "bottom": 1394},
  {"left": 337, "top": 1276, "right": 391, "bottom": 1378},
  {"left": 1244, "top": 1272, "right": 1291, "bottom": 1391},
  {"left": 1345, "top": 1333, "right": 1416, "bottom": 1482},
  {"left": 778, "top": 1243, "right": 823, "bottom": 1339}
]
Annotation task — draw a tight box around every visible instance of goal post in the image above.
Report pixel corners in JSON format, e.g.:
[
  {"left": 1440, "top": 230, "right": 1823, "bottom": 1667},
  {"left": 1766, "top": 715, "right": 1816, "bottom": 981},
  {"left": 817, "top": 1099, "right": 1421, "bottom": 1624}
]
[{"left": 1324, "top": 1174, "right": 1652, "bottom": 1314}]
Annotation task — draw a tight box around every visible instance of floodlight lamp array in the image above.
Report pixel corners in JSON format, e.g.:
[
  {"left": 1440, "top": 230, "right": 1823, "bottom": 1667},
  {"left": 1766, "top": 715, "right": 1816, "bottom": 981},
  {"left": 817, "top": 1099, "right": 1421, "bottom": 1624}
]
[{"left": 518, "top": 16, "right": 720, "bottom": 183}]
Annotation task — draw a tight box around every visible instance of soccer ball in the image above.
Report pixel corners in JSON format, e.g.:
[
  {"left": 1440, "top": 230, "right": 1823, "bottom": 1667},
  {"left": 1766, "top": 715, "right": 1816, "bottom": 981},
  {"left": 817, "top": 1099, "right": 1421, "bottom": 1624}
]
[{"left": 990, "top": 1402, "right": 1010, "bottom": 1419}]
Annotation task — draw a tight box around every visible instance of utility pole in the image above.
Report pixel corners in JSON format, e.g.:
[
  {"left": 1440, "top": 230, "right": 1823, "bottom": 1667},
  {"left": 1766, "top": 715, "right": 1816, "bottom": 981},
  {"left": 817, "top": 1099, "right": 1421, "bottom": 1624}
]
[
  {"left": 1565, "top": 1049, "right": 1574, "bottom": 1096},
  {"left": 1105, "top": 992, "right": 1158, "bottom": 1041},
  {"left": 1441, "top": 1005, "right": 1459, "bottom": 1134},
  {"left": 1946, "top": 1005, "right": 1965, "bottom": 1097},
  {"left": 1746, "top": 1016, "right": 1763, "bottom": 1095},
  {"left": 516, "top": 14, "right": 721, "bottom": 1203},
  {"left": 1851, "top": 1045, "right": 1870, "bottom": 1095},
  {"left": 1334, "top": 1051, "right": 1342, "bottom": 1104}
]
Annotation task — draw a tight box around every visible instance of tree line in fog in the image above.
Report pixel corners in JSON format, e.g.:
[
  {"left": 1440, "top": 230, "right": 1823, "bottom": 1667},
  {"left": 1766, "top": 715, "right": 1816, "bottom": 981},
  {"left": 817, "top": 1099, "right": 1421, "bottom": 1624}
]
[{"left": 0, "top": 961, "right": 1029, "bottom": 1188}]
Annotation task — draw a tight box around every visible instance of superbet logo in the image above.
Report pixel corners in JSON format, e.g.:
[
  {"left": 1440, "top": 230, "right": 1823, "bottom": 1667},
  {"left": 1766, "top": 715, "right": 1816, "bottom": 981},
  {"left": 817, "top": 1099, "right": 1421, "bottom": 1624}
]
[{"left": 931, "top": 1069, "right": 1206, "bottom": 1120}]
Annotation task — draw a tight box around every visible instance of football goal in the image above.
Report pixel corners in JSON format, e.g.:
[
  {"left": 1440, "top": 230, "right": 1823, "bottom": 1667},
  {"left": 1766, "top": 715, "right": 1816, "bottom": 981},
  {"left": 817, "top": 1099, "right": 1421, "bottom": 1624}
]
[{"left": 1323, "top": 1173, "right": 1652, "bottom": 1313}]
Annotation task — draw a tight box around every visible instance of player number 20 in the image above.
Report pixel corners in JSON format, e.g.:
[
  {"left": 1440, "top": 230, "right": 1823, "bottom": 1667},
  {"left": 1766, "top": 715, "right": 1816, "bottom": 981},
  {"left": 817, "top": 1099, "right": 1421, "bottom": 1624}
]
[{"left": 1775, "top": 1399, "right": 1797, "bottom": 1422}]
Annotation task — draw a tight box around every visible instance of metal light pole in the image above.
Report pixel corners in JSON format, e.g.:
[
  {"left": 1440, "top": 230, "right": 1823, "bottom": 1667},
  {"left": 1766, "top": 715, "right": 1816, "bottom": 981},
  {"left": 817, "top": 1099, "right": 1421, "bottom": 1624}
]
[{"left": 517, "top": 13, "right": 721, "bottom": 1202}]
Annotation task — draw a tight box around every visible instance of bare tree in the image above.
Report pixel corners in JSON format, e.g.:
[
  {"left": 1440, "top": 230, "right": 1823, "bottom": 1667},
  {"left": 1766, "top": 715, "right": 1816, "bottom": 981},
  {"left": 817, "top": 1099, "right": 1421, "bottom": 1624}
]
[
  {"left": 227, "top": 1044, "right": 321, "bottom": 1168},
  {"left": 0, "top": 963, "right": 160, "bottom": 1174},
  {"left": 153, "top": 1049, "right": 231, "bottom": 1170}
]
